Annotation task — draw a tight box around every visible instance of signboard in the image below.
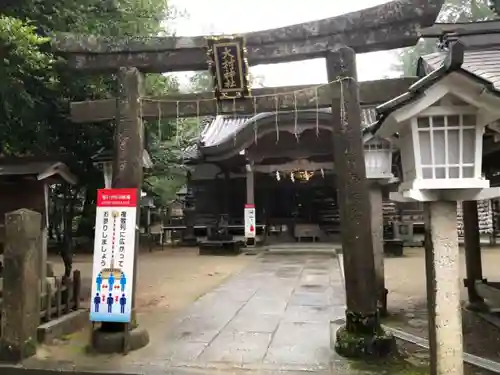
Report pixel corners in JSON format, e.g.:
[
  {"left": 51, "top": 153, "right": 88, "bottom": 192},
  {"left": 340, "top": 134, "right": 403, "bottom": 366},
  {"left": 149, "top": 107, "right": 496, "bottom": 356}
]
[
  {"left": 90, "top": 188, "right": 137, "bottom": 323},
  {"left": 206, "top": 35, "right": 251, "bottom": 100},
  {"left": 244, "top": 204, "right": 256, "bottom": 238}
]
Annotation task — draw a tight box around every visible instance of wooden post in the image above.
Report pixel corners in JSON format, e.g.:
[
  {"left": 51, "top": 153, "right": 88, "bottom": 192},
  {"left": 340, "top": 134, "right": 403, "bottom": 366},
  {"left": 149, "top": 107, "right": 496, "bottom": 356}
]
[
  {"left": 462, "top": 201, "right": 487, "bottom": 310},
  {"left": 424, "top": 201, "right": 464, "bottom": 375},
  {"left": 326, "top": 46, "right": 393, "bottom": 357},
  {"left": 0, "top": 209, "right": 42, "bottom": 362},
  {"left": 73, "top": 269, "right": 81, "bottom": 310}
]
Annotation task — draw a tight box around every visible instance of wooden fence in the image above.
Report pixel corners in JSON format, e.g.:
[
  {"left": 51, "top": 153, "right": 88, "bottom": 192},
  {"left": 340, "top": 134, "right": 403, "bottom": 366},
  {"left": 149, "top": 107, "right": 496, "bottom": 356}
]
[{"left": 0, "top": 270, "right": 81, "bottom": 337}]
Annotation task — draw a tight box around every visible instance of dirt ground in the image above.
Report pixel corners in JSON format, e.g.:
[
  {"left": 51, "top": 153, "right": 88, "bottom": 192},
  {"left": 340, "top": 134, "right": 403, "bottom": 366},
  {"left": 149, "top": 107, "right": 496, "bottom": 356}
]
[
  {"left": 384, "top": 246, "right": 500, "bottom": 374},
  {"left": 37, "top": 247, "right": 252, "bottom": 363},
  {"left": 36, "top": 246, "right": 500, "bottom": 374}
]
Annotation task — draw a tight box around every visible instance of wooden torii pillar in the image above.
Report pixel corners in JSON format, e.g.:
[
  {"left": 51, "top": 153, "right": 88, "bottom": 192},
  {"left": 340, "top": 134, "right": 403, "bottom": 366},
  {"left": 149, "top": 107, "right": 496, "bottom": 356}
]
[{"left": 52, "top": 0, "right": 444, "bottom": 356}]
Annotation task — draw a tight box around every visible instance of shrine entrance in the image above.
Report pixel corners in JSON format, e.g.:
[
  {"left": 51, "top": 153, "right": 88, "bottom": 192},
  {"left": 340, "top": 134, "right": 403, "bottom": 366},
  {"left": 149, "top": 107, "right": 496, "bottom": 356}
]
[
  {"left": 189, "top": 108, "right": 379, "bottom": 244},
  {"left": 258, "top": 171, "right": 339, "bottom": 243},
  {"left": 52, "top": 0, "right": 444, "bottom": 361}
]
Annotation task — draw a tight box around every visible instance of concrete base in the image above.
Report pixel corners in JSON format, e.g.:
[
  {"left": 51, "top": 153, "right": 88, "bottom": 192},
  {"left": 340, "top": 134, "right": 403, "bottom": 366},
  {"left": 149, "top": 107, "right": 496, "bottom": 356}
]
[
  {"left": 37, "top": 309, "right": 88, "bottom": 344},
  {"left": 333, "top": 324, "right": 396, "bottom": 358},
  {"left": 90, "top": 327, "right": 149, "bottom": 354}
]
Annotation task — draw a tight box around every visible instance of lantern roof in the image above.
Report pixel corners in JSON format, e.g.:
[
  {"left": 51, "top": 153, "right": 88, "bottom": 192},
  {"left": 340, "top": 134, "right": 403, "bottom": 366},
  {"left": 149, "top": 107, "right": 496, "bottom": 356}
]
[{"left": 372, "top": 41, "right": 500, "bottom": 139}]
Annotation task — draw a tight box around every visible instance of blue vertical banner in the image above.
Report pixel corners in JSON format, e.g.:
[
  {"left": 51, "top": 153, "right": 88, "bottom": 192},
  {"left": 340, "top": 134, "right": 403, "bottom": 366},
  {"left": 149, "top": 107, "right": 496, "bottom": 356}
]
[{"left": 90, "top": 188, "right": 137, "bottom": 323}]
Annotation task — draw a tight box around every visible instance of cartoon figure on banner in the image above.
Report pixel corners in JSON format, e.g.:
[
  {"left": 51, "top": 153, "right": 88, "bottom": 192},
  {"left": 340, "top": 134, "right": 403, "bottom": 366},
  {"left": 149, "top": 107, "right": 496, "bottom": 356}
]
[
  {"left": 120, "top": 294, "right": 127, "bottom": 313},
  {"left": 93, "top": 210, "right": 128, "bottom": 315},
  {"left": 94, "top": 293, "right": 101, "bottom": 312}
]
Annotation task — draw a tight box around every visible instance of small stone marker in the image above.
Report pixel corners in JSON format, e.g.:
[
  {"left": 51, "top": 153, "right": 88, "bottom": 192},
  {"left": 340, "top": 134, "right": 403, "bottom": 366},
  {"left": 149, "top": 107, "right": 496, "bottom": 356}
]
[{"left": 0, "top": 209, "right": 42, "bottom": 362}]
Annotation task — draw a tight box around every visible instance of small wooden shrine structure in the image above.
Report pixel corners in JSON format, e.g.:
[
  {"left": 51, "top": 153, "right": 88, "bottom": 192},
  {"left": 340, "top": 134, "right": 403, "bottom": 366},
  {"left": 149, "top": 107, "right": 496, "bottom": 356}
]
[
  {"left": 0, "top": 157, "right": 77, "bottom": 242},
  {"left": 0, "top": 156, "right": 77, "bottom": 284}
]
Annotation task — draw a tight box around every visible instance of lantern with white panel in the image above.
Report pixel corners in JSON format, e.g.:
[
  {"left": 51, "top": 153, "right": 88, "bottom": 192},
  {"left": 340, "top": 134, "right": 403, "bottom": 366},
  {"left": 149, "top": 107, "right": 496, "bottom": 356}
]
[
  {"left": 363, "top": 133, "right": 394, "bottom": 181},
  {"left": 376, "top": 72, "right": 500, "bottom": 202},
  {"left": 374, "top": 42, "right": 500, "bottom": 375}
]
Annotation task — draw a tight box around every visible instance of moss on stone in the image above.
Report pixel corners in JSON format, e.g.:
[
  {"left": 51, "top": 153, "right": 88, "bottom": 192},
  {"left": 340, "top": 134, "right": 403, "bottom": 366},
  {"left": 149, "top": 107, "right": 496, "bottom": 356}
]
[{"left": 335, "top": 325, "right": 397, "bottom": 358}]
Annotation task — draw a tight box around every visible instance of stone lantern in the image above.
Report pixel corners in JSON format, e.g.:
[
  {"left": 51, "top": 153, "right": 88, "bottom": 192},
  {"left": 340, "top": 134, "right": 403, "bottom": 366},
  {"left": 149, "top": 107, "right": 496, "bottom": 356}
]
[
  {"left": 375, "top": 79, "right": 500, "bottom": 201},
  {"left": 363, "top": 133, "right": 394, "bottom": 181},
  {"left": 373, "top": 40, "right": 500, "bottom": 374},
  {"left": 362, "top": 131, "right": 396, "bottom": 316}
]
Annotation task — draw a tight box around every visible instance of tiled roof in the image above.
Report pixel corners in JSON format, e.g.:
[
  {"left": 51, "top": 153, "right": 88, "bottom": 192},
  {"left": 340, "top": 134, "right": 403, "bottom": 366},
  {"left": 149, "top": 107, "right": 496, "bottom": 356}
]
[
  {"left": 373, "top": 42, "right": 500, "bottom": 137},
  {"left": 184, "top": 107, "right": 377, "bottom": 161},
  {"left": 420, "top": 48, "right": 500, "bottom": 90},
  {"left": 0, "top": 161, "right": 77, "bottom": 184}
]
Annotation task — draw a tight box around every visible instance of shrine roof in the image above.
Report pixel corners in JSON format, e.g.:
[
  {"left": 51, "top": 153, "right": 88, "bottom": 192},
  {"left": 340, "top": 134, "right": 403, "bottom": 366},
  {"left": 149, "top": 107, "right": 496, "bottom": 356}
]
[
  {"left": 184, "top": 106, "right": 377, "bottom": 161},
  {"left": 419, "top": 48, "right": 500, "bottom": 90},
  {"left": 0, "top": 160, "right": 77, "bottom": 185},
  {"left": 184, "top": 107, "right": 377, "bottom": 161}
]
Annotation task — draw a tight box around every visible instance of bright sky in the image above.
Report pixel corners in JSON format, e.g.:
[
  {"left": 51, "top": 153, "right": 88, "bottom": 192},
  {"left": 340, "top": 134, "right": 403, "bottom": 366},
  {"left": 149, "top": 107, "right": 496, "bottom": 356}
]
[{"left": 169, "top": 0, "right": 401, "bottom": 87}]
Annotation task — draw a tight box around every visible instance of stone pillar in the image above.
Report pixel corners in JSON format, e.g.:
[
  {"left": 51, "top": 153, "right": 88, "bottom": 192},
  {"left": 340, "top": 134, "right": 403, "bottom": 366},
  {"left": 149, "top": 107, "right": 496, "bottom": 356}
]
[
  {"left": 41, "top": 183, "right": 49, "bottom": 293},
  {"left": 114, "top": 66, "right": 144, "bottom": 317},
  {"left": 93, "top": 66, "right": 149, "bottom": 353},
  {"left": 0, "top": 209, "right": 42, "bottom": 362},
  {"left": 113, "top": 67, "right": 145, "bottom": 190},
  {"left": 326, "top": 46, "right": 393, "bottom": 357},
  {"left": 40, "top": 226, "right": 48, "bottom": 292},
  {"left": 423, "top": 201, "right": 464, "bottom": 375},
  {"left": 462, "top": 200, "right": 487, "bottom": 310},
  {"left": 369, "top": 183, "right": 387, "bottom": 316}
]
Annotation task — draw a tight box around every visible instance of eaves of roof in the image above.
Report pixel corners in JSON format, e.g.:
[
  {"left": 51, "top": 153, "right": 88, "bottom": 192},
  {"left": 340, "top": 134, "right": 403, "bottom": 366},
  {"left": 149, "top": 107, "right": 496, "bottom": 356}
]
[
  {"left": 371, "top": 40, "right": 500, "bottom": 137},
  {"left": 184, "top": 106, "right": 378, "bottom": 163},
  {"left": 370, "top": 40, "right": 466, "bottom": 136}
]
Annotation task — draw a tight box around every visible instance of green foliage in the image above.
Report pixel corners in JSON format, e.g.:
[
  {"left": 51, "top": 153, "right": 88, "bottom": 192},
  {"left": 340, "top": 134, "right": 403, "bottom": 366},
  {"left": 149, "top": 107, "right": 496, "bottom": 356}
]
[
  {"left": 0, "top": 15, "right": 56, "bottom": 154},
  {"left": 0, "top": 0, "right": 194, "bottom": 235},
  {"left": 393, "top": 0, "right": 496, "bottom": 76},
  {"left": 491, "top": 0, "right": 500, "bottom": 15}
]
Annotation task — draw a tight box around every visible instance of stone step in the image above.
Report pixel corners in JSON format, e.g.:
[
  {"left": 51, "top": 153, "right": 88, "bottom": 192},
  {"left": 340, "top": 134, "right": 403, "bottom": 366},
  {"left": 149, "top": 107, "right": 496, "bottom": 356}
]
[{"left": 264, "top": 243, "right": 339, "bottom": 255}]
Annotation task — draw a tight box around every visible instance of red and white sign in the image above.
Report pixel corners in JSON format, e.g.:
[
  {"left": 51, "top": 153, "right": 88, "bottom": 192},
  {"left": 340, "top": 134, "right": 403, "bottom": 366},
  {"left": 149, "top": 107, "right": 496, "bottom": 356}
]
[
  {"left": 244, "top": 204, "right": 256, "bottom": 238},
  {"left": 90, "top": 188, "right": 137, "bottom": 323}
]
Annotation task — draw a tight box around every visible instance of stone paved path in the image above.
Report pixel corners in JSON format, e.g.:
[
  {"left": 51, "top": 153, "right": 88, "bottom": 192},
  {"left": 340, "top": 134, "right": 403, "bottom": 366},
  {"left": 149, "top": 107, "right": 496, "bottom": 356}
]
[{"left": 141, "top": 253, "right": 347, "bottom": 373}]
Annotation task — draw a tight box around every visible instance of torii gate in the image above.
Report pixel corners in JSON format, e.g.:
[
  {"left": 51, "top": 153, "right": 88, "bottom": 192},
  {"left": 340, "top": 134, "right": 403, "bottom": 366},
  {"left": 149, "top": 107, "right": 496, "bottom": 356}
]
[{"left": 52, "top": 0, "right": 445, "bottom": 356}]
